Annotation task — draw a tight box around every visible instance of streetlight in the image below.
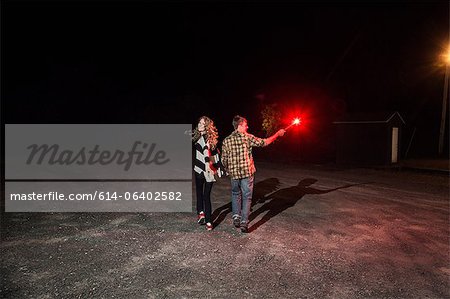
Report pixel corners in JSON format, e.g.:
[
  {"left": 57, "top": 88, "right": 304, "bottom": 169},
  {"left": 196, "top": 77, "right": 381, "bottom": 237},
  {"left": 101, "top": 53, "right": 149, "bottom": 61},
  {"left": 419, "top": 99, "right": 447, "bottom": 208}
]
[{"left": 438, "top": 47, "right": 450, "bottom": 156}]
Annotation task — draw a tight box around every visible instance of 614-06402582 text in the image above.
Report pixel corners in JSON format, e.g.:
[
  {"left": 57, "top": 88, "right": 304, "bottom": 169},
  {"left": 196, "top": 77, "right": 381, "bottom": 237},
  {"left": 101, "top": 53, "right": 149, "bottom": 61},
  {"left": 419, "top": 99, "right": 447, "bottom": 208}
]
[{"left": 9, "top": 191, "right": 183, "bottom": 201}]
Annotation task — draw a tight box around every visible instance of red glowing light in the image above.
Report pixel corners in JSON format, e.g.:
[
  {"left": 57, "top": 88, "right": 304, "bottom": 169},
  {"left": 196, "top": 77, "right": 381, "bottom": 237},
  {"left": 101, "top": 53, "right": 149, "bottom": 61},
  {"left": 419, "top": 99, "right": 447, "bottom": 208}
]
[
  {"left": 285, "top": 117, "right": 302, "bottom": 130},
  {"left": 282, "top": 107, "right": 310, "bottom": 136}
]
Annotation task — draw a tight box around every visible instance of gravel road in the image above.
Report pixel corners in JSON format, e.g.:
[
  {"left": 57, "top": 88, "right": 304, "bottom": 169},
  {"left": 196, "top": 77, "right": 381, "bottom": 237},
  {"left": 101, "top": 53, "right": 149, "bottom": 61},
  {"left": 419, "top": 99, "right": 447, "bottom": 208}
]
[{"left": 1, "top": 163, "right": 449, "bottom": 298}]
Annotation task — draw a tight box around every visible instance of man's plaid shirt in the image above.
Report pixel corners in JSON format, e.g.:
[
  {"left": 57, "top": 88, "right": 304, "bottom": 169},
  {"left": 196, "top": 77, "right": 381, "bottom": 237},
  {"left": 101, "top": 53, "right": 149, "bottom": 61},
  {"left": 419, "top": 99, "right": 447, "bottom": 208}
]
[{"left": 221, "top": 130, "right": 266, "bottom": 179}]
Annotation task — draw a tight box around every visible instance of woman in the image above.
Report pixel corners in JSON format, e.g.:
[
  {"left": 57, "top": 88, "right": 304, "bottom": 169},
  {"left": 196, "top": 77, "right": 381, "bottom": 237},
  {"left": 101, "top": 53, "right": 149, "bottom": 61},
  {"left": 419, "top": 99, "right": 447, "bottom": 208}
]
[{"left": 192, "top": 116, "right": 224, "bottom": 231}]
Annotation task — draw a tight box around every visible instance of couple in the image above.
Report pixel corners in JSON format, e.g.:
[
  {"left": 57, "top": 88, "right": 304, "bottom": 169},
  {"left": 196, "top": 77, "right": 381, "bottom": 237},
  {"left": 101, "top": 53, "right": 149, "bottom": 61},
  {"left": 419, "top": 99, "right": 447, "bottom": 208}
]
[{"left": 193, "top": 115, "right": 285, "bottom": 233}]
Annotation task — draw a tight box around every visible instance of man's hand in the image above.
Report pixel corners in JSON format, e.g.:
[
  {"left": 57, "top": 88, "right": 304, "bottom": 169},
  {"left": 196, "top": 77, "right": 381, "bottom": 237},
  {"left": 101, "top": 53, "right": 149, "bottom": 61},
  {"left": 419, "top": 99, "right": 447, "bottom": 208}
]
[{"left": 277, "top": 129, "right": 286, "bottom": 137}]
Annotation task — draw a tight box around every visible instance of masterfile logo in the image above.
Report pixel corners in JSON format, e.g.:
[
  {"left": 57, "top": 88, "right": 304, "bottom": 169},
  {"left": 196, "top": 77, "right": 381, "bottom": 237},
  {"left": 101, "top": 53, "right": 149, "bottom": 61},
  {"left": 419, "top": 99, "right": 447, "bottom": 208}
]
[
  {"left": 6, "top": 124, "right": 191, "bottom": 180},
  {"left": 26, "top": 141, "right": 170, "bottom": 171},
  {"left": 5, "top": 124, "right": 193, "bottom": 212}
]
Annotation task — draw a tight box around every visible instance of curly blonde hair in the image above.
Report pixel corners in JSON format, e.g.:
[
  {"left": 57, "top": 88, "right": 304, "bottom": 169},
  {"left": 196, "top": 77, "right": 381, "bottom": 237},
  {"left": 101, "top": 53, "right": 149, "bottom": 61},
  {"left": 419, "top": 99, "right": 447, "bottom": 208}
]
[{"left": 192, "top": 116, "right": 219, "bottom": 150}]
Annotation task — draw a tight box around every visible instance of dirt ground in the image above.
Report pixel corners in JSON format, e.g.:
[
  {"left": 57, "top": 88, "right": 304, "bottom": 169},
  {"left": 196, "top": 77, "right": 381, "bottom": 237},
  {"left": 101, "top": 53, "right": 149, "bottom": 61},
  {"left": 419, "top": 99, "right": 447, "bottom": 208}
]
[{"left": 1, "top": 162, "right": 449, "bottom": 298}]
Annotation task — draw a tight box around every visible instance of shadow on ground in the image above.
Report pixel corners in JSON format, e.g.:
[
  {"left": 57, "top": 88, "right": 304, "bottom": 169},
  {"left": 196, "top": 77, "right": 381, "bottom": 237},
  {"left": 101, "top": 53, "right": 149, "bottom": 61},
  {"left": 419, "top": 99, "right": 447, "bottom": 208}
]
[
  {"left": 249, "top": 178, "right": 357, "bottom": 232},
  {"left": 212, "top": 177, "right": 357, "bottom": 232}
]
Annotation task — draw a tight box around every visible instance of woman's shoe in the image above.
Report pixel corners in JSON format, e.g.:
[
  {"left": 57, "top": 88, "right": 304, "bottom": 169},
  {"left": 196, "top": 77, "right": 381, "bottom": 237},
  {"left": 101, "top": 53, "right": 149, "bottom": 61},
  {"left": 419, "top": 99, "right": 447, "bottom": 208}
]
[
  {"left": 206, "top": 222, "right": 213, "bottom": 231},
  {"left": 197, "top": 211, "right": 205, "bottom": 225}
]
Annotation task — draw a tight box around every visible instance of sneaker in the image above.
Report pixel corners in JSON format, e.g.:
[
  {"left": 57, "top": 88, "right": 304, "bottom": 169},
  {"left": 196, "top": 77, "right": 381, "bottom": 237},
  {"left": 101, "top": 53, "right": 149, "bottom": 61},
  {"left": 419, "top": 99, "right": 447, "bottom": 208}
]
[
  {"left": 240, "top": 224, "right": 249, "bottom": 233},
  {"left": 197, "top": 211, "right": 205, "bottom": 225},
  {"left": 206, "top": 222, "right": 213, "bottom": 231},
  {"left": 232, "top": 216, "right": 241, "bottom": 228}
]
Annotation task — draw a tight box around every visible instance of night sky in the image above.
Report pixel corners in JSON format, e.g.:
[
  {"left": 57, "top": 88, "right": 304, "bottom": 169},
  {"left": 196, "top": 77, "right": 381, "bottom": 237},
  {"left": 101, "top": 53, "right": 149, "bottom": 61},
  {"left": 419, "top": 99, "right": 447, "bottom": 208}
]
[{"left": 2, "top": 1, "right": 449, "bottom": 159}]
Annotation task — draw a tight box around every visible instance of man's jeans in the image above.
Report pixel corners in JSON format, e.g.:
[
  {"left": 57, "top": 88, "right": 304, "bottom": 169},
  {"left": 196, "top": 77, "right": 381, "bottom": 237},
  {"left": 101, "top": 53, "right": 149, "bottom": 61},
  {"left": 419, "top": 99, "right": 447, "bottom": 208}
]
[{"left": 231, "top": 175, "right": 254, "bottom": 226}]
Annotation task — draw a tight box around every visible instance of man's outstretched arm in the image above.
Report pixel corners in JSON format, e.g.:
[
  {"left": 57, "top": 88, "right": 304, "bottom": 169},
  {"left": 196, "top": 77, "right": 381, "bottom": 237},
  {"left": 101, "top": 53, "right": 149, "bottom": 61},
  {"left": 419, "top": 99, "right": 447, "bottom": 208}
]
[{"left": 264, "top": 129, "right": 286, "bottom": 146}]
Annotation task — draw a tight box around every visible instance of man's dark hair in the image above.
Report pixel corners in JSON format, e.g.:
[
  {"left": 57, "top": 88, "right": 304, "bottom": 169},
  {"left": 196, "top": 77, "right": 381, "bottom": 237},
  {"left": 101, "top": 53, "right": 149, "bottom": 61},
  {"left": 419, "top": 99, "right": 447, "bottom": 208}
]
[{"left": 232, "top": 115, "right": 247, "bottom": 130}]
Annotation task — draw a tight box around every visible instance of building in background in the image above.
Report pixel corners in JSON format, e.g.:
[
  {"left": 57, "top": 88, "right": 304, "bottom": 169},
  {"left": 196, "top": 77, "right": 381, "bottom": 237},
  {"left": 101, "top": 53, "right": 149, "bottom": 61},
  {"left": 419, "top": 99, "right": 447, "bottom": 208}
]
[{"left": 334, "top": 112, "right": 405, "bottom": 166}]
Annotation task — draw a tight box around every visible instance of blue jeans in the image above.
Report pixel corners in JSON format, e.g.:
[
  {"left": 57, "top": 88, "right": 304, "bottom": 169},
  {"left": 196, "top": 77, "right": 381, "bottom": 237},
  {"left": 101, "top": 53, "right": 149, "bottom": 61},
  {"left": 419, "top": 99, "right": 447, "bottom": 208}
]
[{"left": 231, "top": 175, "right": 254, "bottom": 226}]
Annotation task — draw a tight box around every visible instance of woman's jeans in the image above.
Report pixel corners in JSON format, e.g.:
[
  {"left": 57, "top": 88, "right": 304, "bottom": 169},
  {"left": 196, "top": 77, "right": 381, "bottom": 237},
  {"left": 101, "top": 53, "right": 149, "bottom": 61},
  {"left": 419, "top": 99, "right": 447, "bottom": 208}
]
[
  {"left": 231, "top": 175, "right": 254, "bottom": 226},
  {"left": 195, "top": 172, "right": 213, "bottom": 223}
]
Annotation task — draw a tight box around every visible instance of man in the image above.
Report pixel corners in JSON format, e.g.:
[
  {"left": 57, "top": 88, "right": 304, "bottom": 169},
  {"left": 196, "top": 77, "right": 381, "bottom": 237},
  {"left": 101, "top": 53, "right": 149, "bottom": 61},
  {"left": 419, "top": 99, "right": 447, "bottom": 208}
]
[{"left": 221, "top": 115, "right": 285, "bottom": 233}]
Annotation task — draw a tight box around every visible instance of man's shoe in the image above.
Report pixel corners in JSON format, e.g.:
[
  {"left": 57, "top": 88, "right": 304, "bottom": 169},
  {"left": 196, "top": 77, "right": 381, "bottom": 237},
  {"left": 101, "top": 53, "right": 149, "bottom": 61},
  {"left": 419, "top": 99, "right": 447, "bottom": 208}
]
[
  {"left": 206, "top": 222, "right": 213, "bottom": 231},
  {"left": 232, "top": 216, "right": 241, "bottom": 228},
  {"left": 197, "top": 211, "right": 205, "bottom": 225},
  {"left": 240, "top": 224, "right": 249, "bottom": 233}
]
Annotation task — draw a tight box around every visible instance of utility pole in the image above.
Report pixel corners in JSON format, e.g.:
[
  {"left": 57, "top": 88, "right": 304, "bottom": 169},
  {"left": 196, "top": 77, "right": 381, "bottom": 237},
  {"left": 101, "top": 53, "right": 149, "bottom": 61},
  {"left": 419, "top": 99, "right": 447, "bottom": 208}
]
[
  {"left": 438, "top": 63, "right": 449, "bottom": 156},
  {"left": 439, "top": 5, "right": 450, "bottom": 156}
]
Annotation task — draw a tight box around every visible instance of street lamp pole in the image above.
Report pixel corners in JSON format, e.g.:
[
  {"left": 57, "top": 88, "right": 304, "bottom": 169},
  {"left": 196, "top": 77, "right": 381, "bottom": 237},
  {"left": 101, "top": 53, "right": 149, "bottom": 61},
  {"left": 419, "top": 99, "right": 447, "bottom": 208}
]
[
  {"left": 438, "top": 62, "right": 449, "bottom": 156},
  {"left": 438, "top": 6, "right": 450, "bottom": 156}
]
